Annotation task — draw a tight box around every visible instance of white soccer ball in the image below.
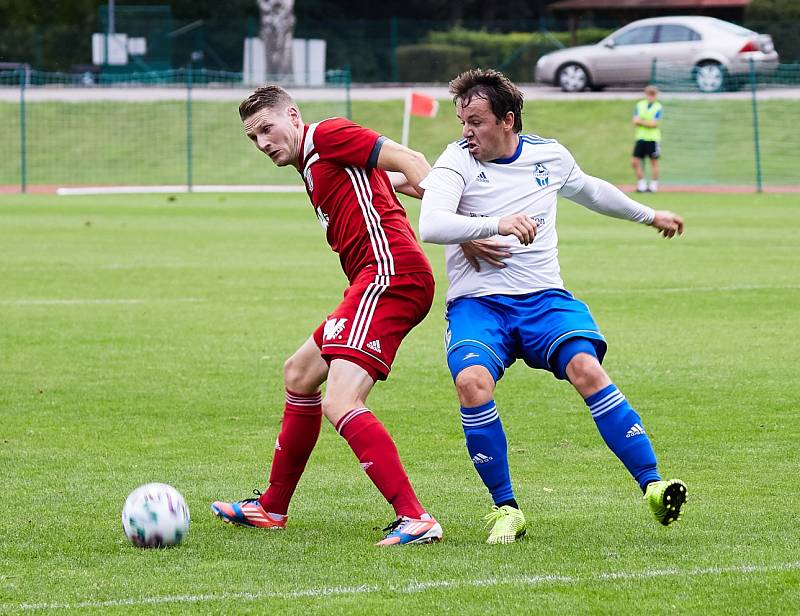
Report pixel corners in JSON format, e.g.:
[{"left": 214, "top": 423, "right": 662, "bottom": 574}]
[{"left": 122, "top": 483, "right": 190, "bottom": 548}]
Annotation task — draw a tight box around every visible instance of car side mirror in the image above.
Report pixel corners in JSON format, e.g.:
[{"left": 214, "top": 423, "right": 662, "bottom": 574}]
[{"left": 604, "top": 39, "right": 616, "bottom": 49}]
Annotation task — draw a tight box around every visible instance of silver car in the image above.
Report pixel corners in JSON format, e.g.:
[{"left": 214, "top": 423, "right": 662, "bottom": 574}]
[{"left": 535, "top": 16, "right": 779, "bottom": 92}]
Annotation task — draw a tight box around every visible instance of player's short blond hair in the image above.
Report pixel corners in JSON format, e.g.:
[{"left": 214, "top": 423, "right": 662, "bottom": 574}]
[
  {"left": 239, "top": 85, "right": 296, "bottom": 121},
  {"left": 644, "top": 85, "right": 659, "bottom": 96}
]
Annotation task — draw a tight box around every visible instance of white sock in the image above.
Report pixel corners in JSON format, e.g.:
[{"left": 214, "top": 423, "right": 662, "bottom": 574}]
[
  {"left": 637, "top": 179, "right": 647, "bottom": 192},
  {"left": 649, "top": 180, "right": 659, "bottom": 192}
]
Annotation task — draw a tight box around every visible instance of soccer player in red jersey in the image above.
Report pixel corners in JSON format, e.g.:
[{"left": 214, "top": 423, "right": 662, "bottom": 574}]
[{"left": 211, "top": 85, "right": 442, "bottom": 546}]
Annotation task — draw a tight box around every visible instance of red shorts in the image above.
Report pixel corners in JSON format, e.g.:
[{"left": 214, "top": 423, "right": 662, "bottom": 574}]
[{"left": 312, "top": 269, "right": 435, "bottom": 381}]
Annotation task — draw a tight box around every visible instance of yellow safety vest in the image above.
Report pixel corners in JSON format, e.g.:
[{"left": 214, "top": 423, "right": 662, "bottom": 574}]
[{"left": 634, "top": 100, "right": 662, "bottom": 142}]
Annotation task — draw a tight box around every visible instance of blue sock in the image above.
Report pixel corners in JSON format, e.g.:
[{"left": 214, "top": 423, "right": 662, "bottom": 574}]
[
  {"left": 585, "top": 384, "right": 661, "bottom": 491},
  {"left": 461, "top": 400, "right": 515, "bottom": 505}
]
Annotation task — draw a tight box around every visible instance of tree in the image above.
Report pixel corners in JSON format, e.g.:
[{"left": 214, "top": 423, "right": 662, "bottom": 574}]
[
  {"left": 258, "top": 0, "right": 294, "bottom": 78},
  {"left": 745, "top": 0, "right": 800, "bottom": 62}
]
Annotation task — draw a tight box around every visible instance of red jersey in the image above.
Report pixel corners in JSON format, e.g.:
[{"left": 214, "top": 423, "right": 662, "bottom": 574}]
[{"left": 298, "top": 118, "right": 432, "bottom": 283}]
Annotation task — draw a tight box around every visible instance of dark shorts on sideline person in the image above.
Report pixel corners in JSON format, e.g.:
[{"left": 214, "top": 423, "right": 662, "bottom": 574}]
[{"left": 633, "top": 139, "right": 660, "bottom": 159}]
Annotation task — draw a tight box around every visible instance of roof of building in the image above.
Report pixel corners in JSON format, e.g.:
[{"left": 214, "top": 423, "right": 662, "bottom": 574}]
[{"left": 549, "top": 0, "right": 749, "bottom": 10}]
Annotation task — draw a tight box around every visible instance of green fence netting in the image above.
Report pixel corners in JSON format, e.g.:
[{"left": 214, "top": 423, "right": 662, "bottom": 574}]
[
  {"left": 0, "top": 68, "right": 351, "bottom": 191},
  {"left": 651, "top": 60, "right": 800, "bottom": 190}
]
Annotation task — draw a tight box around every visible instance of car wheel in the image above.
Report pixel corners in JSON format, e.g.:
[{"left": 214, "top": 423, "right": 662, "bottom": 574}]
[
  {"left": 694, "top": 62, "right": 725, "bottom": 93},
  {"left": 558, "top": 63, "right": 589, "bottom": 92}
]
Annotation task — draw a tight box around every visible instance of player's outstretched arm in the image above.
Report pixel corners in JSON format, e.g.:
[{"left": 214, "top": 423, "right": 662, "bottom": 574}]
[
  {"left": 376, "top": 139, "right": 431, "bottom": 198},
  {"left": 564, "top": 174, "right": 655, "bottom": 225},
  {"left": 650, "top": 210, "right": 684, "bottom": 238},
  {"left": 565, "top": 174, "right": 684, "bottom": 239}
]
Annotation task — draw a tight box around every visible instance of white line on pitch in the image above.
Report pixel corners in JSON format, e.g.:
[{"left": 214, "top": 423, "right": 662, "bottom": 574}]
[
  {"left": 56, "top": 185, "right": 306, "bottom": 195},
  {"left": 8, "top": 561, "right": 799, "bottom": 612},
  {"left": 577, "top": 283, "right": 800, "bottom": 295},
  {"left": 0, "top": 298, "right": 205, "bottom": 306}
]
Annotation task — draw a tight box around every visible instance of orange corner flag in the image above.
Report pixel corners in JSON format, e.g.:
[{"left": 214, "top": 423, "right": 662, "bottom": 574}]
[
  {"left": 409, "top": 92, "right": 439, "bottom": 118},
  {"left": 401, "top": 91, "right": 439, "bottom": 145}
]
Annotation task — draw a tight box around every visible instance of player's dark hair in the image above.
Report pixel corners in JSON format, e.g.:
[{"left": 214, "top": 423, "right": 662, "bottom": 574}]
[
  {"left": 239, "top": 85, "right": 296, "bottom": 120},
  {"left": 449, "top": 69, "right": 523, "bottom": 133}
]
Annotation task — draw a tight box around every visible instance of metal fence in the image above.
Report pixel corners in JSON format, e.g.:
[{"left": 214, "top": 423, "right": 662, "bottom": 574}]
[
  {"left": 0, "top": 68, "right": 351, "bottom": 193},
  {"left": 651, "top": 60, "right": 800, "bottom": 191}
]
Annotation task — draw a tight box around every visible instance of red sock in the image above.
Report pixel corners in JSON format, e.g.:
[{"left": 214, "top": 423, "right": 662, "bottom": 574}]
[
  {"left": 258, "top": 390, "right": 322, "bottom": 515},
  {"left": 336, "top": 408, "right": 426, "bottom": 519}
]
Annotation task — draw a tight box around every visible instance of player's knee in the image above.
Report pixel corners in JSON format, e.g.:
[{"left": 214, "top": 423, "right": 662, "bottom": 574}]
[
  {"left": 283, "top": 354, "right": 316, "bottom": 392},
  {"left": 566, "top": 353, "right": 608, "bottom": 392},
  {"left": 455, "top": 366, "right": 495, "bottom": 407}
]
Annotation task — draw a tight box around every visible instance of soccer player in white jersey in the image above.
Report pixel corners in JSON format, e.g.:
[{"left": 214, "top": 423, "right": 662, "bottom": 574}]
[{"left": 418, "top": 68, "right": 687, "bottom": 544}]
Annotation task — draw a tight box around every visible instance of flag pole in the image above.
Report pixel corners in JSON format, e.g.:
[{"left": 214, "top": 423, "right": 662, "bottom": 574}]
[{"left": 401, "top": 90, "right": 411, "bottom": 146}]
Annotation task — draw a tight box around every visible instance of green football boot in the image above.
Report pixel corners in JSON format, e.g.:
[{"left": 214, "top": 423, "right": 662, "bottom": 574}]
[
  {"left": 484, "top": 505, "right": 527, "bottom": 544},
  {"left": 645, "top": 479, "right": 687, "bottom": 526}
]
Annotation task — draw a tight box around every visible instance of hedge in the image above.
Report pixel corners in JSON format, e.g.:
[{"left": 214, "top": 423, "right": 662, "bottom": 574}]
[
  {"left": 396, "top": 43, "right": 472, "bottom": 83},
  {"left": 398, "top": 28, "right": 613, "bottom": 83}
]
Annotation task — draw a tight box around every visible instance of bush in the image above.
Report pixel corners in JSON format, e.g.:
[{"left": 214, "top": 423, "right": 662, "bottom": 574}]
[
  {"left": 745, "top": 0, "right": 800, "bottom": 62},
  {"left": 423, "top": 28, "right": 612, "bottom": 82},
  {"left": 396, "top": 44, "right": 471, "bottom": 83}
]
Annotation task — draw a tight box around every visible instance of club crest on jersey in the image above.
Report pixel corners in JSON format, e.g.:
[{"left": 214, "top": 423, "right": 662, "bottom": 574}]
[
  {"left": 534, "top": 163, "right": 550, "bottom": 187},
  {"left": 323, "top": 317, "right": 348, "bottom": 340},
  {"left": 315, "top": 206, "right": 329, "bottom": 230}
]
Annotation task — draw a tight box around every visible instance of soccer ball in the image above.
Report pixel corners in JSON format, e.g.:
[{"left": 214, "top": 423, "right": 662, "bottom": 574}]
[{"left": 122, "top": 483, "right": 190, "bottom": 548}]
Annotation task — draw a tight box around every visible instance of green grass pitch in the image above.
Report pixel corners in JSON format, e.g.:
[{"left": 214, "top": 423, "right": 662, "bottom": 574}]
[{"left": 1, "top": 191, "right": 798, "bottom": 613}]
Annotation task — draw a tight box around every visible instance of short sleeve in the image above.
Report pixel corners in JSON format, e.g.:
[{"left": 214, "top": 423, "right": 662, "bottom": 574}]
[{"left": 312, "top": 118, "right": 382, "bottom": 168}]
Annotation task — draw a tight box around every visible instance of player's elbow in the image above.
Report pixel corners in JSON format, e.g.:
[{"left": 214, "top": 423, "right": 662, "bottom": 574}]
[
  {"left": 418, "top": 216, "right": 436, "bottom": 243},
  {"left": 418, "top": 213, "right": 445, "bottom": 244},
  {"left": 407, "top": 149, "right": 429, "bottom": 168}
]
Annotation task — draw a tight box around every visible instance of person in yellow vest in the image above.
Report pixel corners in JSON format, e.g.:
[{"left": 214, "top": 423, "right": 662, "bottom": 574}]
[{"left": 631, "top": 85, "right": 663, "bottom": 193}]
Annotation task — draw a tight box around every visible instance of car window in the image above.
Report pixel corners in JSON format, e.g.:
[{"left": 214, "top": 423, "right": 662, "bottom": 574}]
[
  {"left": 658, "top": 25, "right": 701, "bottom": 43},
  {"left": 613, "top": 26, "right": 658, "bottom": 46}
]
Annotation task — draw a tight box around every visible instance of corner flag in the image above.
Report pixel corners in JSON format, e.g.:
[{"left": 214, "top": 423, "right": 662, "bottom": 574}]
[{"left": 401, "top": 91, "right": 439, "bottom": 146}]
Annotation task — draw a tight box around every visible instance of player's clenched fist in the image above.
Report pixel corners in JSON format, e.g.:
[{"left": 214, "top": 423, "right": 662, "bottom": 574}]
[
  {"left": 498, "top": 213, "right": 537, "bottom": 245},
  {"left": 650, "top": 210, "right": 684, "bottom": 239}
]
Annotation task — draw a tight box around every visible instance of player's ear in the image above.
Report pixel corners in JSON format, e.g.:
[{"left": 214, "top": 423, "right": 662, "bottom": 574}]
[
  {"left": 503, "top": 111, "right": 515, "bottom": 131},
  {"left": 287, "top": 105, "right": 301, "bottom": 126}
]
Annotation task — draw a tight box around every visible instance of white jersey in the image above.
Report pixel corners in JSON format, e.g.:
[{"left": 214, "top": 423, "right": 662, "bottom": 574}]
[{"left": 419, "top": 135, "right": 654, "bottom": 304}]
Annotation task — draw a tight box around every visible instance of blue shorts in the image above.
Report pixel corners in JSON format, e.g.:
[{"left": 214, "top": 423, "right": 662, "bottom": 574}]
[{"left": 445, "top": 289, "right": 607, "bottom": 383}]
